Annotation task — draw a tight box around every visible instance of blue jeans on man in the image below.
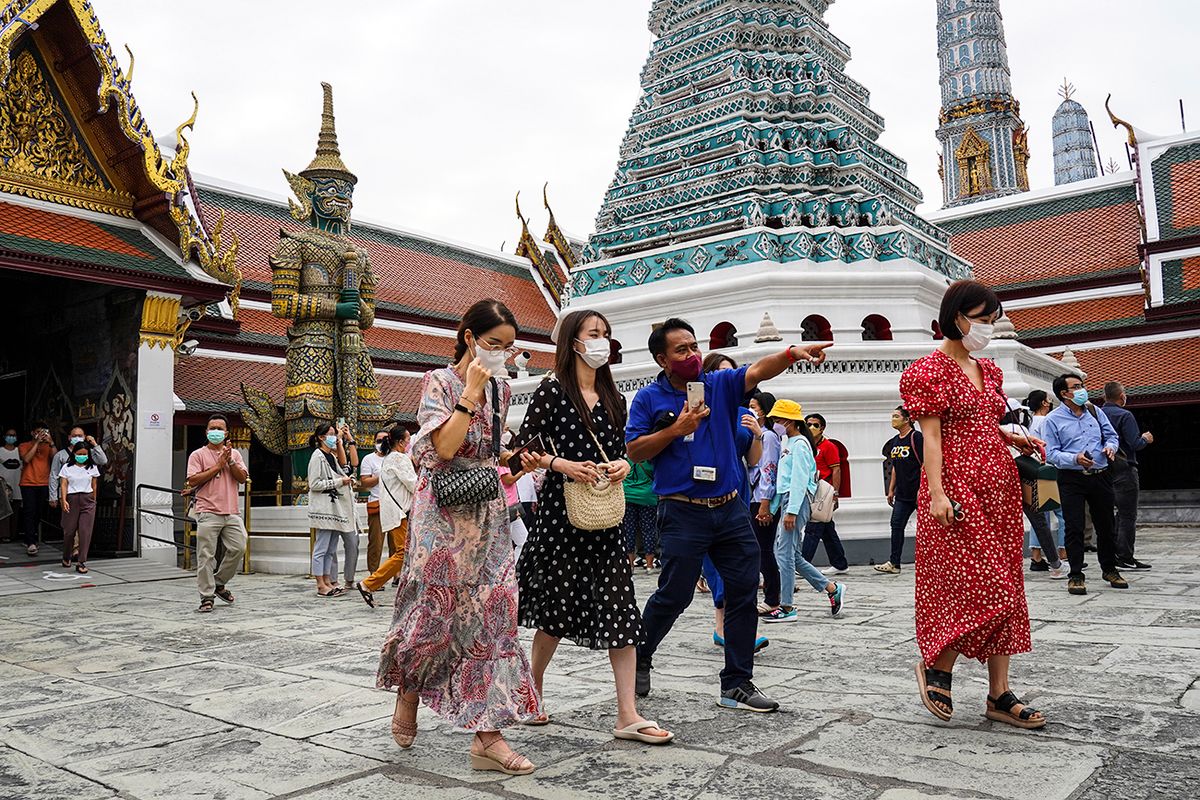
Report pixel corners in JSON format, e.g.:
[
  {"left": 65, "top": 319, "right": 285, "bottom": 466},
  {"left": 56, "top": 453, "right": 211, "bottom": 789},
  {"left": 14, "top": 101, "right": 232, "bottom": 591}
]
[
  {"left": 639, "top": 498, "right": 760, "bottom": 691},
  {"left": 801, "top": 519, "right": 848, "bottom": 571}
]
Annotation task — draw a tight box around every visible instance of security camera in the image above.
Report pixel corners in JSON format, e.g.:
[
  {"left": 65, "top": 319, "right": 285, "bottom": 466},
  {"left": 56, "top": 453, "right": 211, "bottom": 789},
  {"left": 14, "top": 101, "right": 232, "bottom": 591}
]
[
  {"left": 185, "top": 307, "right": 205, "bottom": 322},
  {"left": 176, "top": 339, "right": 199, "bottom": 356},
  {"left": 514, "top": 351, "right": 532, "bottom": 371}
]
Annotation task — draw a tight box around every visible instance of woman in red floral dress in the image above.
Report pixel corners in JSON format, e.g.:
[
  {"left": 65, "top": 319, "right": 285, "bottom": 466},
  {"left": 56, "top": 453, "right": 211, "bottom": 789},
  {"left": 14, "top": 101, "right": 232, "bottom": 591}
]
[{"left": 900, "top": 280, "right": 1047, "bottom": 730}]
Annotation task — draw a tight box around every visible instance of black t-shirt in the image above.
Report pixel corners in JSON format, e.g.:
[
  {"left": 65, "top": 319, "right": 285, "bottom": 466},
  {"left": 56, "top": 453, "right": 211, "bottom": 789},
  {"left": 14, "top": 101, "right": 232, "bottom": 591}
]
[{"left": 882, "top": 430, "right": 924, "bottom": 502}]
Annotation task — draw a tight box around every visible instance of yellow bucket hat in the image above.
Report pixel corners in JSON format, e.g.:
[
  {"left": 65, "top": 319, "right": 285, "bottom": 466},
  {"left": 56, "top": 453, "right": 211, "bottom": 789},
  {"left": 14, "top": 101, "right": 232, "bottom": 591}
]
[{"left": 768, "top": 398, "right": 804, "bottom": 421}]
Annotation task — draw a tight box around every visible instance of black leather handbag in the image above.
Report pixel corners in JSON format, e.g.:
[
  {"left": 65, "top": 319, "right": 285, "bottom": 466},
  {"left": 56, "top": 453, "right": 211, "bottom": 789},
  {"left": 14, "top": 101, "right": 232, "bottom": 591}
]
[{"left": 432, "top": 379, "right": 502, "bottom": 509}]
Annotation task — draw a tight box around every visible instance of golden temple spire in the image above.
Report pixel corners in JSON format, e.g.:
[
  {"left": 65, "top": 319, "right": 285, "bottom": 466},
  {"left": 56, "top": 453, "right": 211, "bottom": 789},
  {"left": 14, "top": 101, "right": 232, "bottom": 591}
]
[{"left": 301, "top": 82, "right": 357, "bottom": 184}]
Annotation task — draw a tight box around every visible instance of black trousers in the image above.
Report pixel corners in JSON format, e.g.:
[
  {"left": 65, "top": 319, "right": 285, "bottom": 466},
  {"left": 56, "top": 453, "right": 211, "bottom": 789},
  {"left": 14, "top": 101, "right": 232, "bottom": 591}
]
[
  {"left": 751, "top": 507, "right": 781, "bottom": 607},
  {"left": 1058, "top": 470, "right": 1117, "bottom": 577},
  {"left": 1110, "top": 460, "right": 1140, "bottom": 561},
  {"left": 21, "top": 485, "right": 49, "bottom": 546}
]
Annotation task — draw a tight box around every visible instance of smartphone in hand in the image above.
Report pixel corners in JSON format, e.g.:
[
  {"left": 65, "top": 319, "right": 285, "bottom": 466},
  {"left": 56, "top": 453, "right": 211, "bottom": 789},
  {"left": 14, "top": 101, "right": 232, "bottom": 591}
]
[{"left": 686, "top": 381, "right": 705, "bottom": 409}]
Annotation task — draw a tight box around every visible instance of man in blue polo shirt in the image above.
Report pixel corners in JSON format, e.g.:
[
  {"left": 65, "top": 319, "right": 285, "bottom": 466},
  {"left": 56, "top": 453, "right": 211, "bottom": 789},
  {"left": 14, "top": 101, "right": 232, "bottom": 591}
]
[
  {"left": 1041, "top": 373, "right": 1126, "bottom": 597},
  {"left": 627, "top": 317, "right": 829, "bottom": 712}
]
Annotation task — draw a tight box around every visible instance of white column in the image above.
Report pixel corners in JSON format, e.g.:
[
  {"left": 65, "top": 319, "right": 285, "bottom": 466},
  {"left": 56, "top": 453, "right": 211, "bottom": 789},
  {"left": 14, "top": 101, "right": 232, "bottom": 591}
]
[{"left": 135, "top": 292, "right": 181, "bottom": 565}]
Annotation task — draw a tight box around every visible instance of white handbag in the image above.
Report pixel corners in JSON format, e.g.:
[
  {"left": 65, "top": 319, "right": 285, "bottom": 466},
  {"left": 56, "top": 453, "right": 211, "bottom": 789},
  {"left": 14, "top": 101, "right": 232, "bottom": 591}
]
[{"left": 809, "top": 479, "right": 837, "bottom": 523}]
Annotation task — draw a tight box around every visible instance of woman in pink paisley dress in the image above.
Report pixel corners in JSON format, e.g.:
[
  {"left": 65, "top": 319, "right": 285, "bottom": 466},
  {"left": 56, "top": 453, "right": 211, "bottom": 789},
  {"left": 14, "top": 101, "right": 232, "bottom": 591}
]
[{"left": 377, "top": 299, "right": 542, "bottom": 775}]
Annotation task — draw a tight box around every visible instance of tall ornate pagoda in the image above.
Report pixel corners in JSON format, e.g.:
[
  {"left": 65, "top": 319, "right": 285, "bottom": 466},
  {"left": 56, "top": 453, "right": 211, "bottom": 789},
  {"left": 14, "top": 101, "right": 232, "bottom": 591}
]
[
  {"left": 1051, "top": 80, "right": 1098, "bottom": 185},
  {"left": 542, "top": 0, "right": 1067, "bottom": 550},
  {"left": 935, "top": 0, "right": 1030, "bottom": 207}
]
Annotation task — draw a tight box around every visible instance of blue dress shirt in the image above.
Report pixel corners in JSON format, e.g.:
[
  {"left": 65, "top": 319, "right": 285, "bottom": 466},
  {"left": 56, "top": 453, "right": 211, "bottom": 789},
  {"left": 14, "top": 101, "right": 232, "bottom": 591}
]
[{"left": 1041, "top": 403, "right": 1120, "bottom": 471}]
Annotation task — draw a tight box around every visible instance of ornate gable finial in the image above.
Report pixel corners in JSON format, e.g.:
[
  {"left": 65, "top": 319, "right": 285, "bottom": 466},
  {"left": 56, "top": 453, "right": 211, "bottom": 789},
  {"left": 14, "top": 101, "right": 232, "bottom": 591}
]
[
  {"left": 1105, "top": 93, "right": 1138, "bottom": 149},
  {"left": 1058, "top": 78, "right": 1075, "bottom": 102},
  {"left": 300, "top": 82, "right": 356, "bottom": 184},
  {"left": 754, "top": 312, "right": 783, "bottom": 343}
]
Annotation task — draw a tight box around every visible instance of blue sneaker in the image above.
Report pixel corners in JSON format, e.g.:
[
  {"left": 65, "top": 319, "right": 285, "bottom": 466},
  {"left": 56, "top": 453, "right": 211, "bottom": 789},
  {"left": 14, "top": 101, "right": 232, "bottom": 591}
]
[
  {"left": 713, "top": 632, "right": 769, "bottom": 653},
  {"left": 762, "top": 607, "right": 798, "bottom": 624},
  {"left": 829, "top": 583, "right": 846, "bottom": 618}
]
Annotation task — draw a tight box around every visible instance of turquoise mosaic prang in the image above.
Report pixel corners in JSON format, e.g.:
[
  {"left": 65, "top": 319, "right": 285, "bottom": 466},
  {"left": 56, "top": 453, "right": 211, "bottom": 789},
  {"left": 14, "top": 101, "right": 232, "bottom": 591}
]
[
  {"left": 573, "top": 227, "right": 971, "bottom": 297},
  {"left": 584, "top": 0, "right": 957, "bottom": 267}
]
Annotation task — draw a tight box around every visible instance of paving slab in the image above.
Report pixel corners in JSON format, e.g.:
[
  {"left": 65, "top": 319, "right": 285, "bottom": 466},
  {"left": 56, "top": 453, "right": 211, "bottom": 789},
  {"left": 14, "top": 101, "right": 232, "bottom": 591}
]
[
  {"left": 0, "top": 746, "right": 116, "bottom": 799},
  {"left": 0, "top": 525, "right": 1195, "bottom": 799},
  {"left": 790, "top": 717, "right": 1105, "bottom": 800}
]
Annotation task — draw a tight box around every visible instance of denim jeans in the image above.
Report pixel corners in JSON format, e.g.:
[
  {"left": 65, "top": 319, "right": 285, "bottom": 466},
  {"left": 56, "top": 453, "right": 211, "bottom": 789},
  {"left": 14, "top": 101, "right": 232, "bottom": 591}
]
[
  {"left": 312, "top": 529, "right": 338, "bottom": 579},
  {"left": 639, "top": 497, "right": 760, "bottom": 691},
  {"left": 888, "top": 498, "right": 917, "bottom": 566},
  {"left": 1024, "top": 503, "right": 1062, "bottom": 568},
  {"left": 328, "top": 530, "right": 359, "bottom": 585},
  {"left": 774, "top": 496, "right": 826, "bottom": 607},
  {"left": 801, "top": 519, "right": 848, "bottom": 570},
  {"left": 1046, "top": 507, "right": 1066, "bottom": 548}
]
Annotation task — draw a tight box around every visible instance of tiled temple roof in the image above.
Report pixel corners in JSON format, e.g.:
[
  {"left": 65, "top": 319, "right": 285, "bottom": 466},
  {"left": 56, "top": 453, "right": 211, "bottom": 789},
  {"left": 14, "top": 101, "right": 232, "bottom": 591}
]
[
  {"left": 194, "top": 306, "right": 556, "bottom": 372},
  {"left": 1006, "top": 294, "right": 1146, "bottom": 341},
  {"left": 193, "top": 183, "right": 557, "bottom": 336},
  {"left": 175, "top": 354, "right": 423, "bottom": 422},
  {"left": 1070, "top": 337, "right": 1200, "bottom": 402},
  {"left": 937, "top": 182, "right": 1142, "bottom": 293}
]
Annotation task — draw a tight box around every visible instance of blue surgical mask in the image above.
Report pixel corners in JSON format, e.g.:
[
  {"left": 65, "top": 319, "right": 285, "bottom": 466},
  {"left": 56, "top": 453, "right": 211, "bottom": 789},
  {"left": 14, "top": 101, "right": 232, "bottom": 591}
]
[
  {"left": 69, "top": 436, "right": 84, "bottom": 446},
  {"left": 74, "top": 454, "right": 89, "bottom": 464},
  {"left": 3, "top": 435, "right": 15, "bottom": 445},
  {"left": 324, "top": 434, "right": 339, "bottom": 449},
  {"left": 1071, "top": 388, "right": 1090, "bottom": 407},
  {"left": 206, "top": 430, "right": 226, "bottom": 445}
]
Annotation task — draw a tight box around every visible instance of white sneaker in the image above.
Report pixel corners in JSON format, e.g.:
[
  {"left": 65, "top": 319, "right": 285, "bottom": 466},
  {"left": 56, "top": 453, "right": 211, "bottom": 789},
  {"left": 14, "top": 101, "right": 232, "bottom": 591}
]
[
  {"left": 1049, "top": 564, "right": 1069, "bottom": 580},
  {"left": 821, "top": 566, "right": 848, "bottom": 575}
]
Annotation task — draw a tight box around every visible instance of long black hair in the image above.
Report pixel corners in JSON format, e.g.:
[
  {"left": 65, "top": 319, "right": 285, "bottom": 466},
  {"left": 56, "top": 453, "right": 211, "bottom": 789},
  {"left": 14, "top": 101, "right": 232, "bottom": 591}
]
[
  {"left": 455, "top": 299, "right": 518, "bottom": 361},
  {"left": 554, "top": 309, "right": 625, "bottom": 431},
  {"left": 386, "top": 424, "right": 410, "bottom": 451}
]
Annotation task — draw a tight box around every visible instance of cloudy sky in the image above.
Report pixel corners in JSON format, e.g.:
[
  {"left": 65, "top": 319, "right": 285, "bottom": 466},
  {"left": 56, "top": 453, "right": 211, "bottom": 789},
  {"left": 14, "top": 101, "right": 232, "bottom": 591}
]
[{"left": 95, "top": 1, "right": 1198, "bottom": 252}]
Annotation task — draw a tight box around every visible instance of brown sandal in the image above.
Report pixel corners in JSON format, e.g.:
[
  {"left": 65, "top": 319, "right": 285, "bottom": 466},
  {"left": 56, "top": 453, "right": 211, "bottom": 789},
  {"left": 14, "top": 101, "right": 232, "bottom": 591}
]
[
  {"left": 391, "top": 694, "right": 418, "bottom": 748},
  {"left": 915, "top": 662, "right": 953, "bottom": 721},
  {"left": 470, "top": 734, "right": 534, "bottom": 775},
  {"left": 986, "top": 690, "right": 1045, "bottom": 730}
]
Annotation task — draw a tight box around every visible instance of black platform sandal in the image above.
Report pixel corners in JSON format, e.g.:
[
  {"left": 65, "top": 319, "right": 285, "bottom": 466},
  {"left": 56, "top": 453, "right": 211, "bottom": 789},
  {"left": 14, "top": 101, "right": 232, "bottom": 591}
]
[
  {"left": 914, "top": 662, "right": 954, "bottom": 721},
  {"left": 198, "top": 597, "right": 215, "bottom": 613},
  {"left": 986, "top": 690, "right": 1045, "bottom": 730}
]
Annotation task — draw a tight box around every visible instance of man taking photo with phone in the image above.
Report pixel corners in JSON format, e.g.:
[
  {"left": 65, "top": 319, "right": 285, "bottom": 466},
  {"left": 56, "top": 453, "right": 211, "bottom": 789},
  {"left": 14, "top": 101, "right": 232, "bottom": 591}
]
[{"left": 626, "top": 317, "right": 829, "bottom": 712}]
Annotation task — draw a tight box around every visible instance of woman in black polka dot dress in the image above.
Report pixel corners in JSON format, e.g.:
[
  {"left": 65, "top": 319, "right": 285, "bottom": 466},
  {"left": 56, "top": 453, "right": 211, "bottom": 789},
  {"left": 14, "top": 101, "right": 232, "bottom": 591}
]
[{"left": 516, "top": 309, "right": 672, "bottom": 744}]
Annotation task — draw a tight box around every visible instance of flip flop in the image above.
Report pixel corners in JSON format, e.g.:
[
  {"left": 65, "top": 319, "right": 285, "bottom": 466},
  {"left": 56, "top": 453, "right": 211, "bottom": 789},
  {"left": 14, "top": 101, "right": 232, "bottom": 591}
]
[
  {"left": 613, "top": 720, "right": 674, "bottom": 745},
  {"left": 356, "top": 581, "right": 376, "bottom": 608},
  {"left": 523, "top": 712, "right": 551, "bottom": 726}
]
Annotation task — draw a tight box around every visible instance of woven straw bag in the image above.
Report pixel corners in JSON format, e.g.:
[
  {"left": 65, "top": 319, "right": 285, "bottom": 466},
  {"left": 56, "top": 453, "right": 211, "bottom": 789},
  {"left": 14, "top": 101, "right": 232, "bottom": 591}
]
[{"left": 557, "top": 428, "right": 626, "bottom": 531}]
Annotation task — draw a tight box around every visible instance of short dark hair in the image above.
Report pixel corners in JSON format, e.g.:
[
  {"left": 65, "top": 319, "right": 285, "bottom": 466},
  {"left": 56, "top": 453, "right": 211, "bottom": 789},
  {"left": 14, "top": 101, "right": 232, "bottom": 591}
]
[
  {"left": 805, "top": 413, "right": 827, "bottom": 428},
  {"left": 1104, "top": 381, "right": 1124, "bottom": 401},
  {"left": 939, "top": 280, "right": 1002, "bottom": 341},
  {"left": 1024, "top": 389, "right": 1048, "bottom": 412},
  {"left": 895, "top": 406, "right": 911, "bottom": 420},
  {"left": 455, "top": 299, "right": 518, "bottom": 362},
  {"left": 1052, "top": 373, "right": 1082, "bottom": 401},
  {"left": 207, "top": 414, "right": 228, "bottom": 427},
  {"left": 648, "top": 318, "right": 695, "bottom": 359}
]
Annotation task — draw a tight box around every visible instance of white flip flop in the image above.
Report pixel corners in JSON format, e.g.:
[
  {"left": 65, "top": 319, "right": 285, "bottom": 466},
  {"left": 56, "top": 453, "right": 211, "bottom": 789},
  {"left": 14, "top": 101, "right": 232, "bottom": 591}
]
[{"left": 613, "top": 720, "right": 674, "bottom": 745}]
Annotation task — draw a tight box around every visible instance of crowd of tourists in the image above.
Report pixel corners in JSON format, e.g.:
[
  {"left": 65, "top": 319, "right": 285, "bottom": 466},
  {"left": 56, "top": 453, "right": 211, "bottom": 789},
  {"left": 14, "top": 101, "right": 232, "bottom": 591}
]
[{"left": 1, "top": 280, "right": 1157, "bottom": 776}]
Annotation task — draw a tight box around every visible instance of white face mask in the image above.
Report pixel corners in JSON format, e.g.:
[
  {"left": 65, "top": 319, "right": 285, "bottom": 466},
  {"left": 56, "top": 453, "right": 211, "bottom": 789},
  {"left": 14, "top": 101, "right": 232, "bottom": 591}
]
[
  {"left": 474, "top": 341, "right": 509, "bottom": 374},
  {"left": 961, "top": 321, "right": 994, "bottom": 352},
  {"left": 575, "top": 337, "right": 611, "bottom": 369}
]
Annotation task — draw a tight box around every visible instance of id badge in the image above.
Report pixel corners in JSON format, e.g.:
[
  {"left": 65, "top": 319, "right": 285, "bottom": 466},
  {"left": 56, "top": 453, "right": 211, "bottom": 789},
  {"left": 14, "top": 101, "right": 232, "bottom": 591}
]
[{"left": 693, "top": 465, "right": 717, "bottom": 482}]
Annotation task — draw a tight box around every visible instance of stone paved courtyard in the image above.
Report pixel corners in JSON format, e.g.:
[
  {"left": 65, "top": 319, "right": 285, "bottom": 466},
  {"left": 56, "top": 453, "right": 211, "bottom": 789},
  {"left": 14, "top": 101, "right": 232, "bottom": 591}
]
[{"left": 1, "top": 527, "right": 1197, "bottom": 800}]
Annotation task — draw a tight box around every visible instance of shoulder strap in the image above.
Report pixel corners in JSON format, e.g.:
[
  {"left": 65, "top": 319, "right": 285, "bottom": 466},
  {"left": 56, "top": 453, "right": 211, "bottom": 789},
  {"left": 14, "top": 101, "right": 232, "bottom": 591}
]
[{"left": 490, "top": 378, "right": 501, "bottom": 459}]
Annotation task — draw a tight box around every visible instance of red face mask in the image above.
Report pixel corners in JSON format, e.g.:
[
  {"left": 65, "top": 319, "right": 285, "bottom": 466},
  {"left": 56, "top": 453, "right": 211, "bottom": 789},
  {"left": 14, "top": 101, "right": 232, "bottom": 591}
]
[{"left": 670, "top": 353, "right": 703, "bottom": 382}]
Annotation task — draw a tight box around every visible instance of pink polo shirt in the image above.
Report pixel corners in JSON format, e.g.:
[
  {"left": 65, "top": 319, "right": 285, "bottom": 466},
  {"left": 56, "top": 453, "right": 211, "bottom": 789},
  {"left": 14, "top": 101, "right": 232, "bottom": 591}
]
[{"left": 186, "top": 445, "right": 246, "bottom": 515}]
